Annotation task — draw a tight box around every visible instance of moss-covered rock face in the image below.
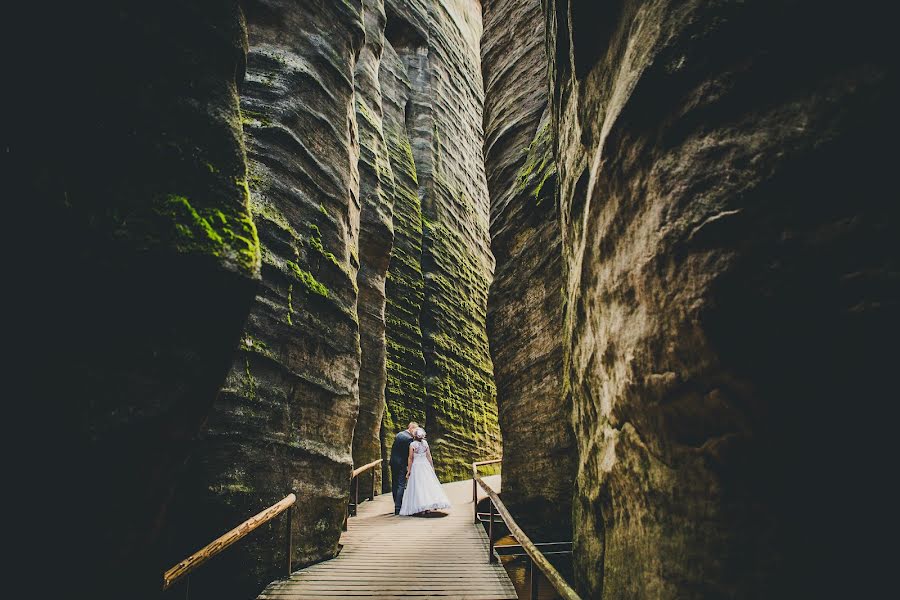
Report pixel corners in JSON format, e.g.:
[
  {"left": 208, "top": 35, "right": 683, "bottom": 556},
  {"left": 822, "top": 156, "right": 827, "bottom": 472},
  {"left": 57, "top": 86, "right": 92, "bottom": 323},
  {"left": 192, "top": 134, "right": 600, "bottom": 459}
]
[
  {"left": 484, "top": 0, "right": 897, "bottom": 598},
  {"left": 378, "top": 22, "right": 430, "bottom": 480},
  {"left": 482, "top": 0, "right": 576, "bottom": 542},
  {"left": 351, "top": 0, "right": 395, "bottom": 493},
  {"left": 17, "top": 2, "right": 259, "bottom": 596},
  {"left": 165, "top": 1, "right": 365, "bottom": 598},
  {"left": 378, "top": 0, "right": 501, "bottom": 482}
]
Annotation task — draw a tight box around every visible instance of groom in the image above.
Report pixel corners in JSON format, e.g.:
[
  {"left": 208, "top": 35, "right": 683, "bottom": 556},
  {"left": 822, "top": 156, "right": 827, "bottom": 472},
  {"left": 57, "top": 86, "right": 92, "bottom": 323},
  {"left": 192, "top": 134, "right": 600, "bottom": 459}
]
[{"left": 390, "top": 422, "right": 418, "bottom": 515}]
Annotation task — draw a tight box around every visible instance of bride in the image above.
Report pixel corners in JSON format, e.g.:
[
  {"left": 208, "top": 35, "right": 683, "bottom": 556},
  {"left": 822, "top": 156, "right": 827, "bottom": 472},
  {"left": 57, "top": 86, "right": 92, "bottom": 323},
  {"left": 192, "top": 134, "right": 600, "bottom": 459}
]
[{"left": 399, "top": 427, "right": 451, "bottom": 515}]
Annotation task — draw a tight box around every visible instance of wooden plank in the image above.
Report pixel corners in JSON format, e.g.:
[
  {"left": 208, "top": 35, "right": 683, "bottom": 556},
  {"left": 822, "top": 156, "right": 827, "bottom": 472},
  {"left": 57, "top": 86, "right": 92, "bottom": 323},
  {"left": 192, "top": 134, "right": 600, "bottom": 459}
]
[{"left": 258, "top": 478, "right": 515, "bottom": 600}]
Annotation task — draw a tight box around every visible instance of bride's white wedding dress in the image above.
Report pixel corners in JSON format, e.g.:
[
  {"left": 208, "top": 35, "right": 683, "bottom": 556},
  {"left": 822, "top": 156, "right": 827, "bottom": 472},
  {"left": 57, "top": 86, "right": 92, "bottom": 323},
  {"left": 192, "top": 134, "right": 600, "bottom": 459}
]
[{"left": 399, "top": 440, "right": 451, "bottom": 515}]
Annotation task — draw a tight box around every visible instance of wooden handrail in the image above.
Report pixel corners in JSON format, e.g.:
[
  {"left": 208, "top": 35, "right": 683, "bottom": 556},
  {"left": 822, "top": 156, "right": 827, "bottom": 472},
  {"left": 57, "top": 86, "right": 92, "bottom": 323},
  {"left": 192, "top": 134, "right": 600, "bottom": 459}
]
[
  {"left": 163, "top": 493, "right": 296, "bottom": 590},
  {"left": 473, "top": 463, "right": 580, "bottom": 600},
  {"left": 347, "top": 458, "right": 383, "bottom": 525},
  {"left": 351, "top": 458, "right": 382, "bottom": 478}
]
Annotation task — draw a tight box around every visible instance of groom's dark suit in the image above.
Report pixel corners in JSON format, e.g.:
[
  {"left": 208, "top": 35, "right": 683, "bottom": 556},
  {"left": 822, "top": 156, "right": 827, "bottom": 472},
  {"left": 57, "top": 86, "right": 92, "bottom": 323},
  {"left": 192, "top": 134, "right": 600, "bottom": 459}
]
[{"left": 390, "top": 429, "right": 414, "bottom": 514}]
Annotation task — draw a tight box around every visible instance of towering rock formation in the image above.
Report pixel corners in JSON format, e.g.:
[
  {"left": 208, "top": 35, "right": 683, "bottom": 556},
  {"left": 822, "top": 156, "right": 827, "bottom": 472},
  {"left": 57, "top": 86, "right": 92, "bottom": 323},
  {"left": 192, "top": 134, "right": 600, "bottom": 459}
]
[
  {"left": 482, "top": 0, "right": 575, "bottom": 539},
  {"left": 385, "top": 0, "right": 500, "bottom": 480},
  {"left": 484, "top": 0, "right": 898, "bottom": 598},
  {"left": 377, "top": 0, "right": 501, "bottom": 481},
  {"left": 168, "top": 1, "right": 498, "bottom": 596},
  {"left": 356, "top": 0, "right": 501, "bottom": 487},
  {"left": 166, "top": 1, "right": 364, "bottom": 598},
  {"left": 379, "top": 10, "right": 430, "bottom": 475},
  {"left": 16, "top": 2, "right": 259, "bottom": 596},
  {"left": 352, "top": 0, "right": 395, "bottom": 491}
]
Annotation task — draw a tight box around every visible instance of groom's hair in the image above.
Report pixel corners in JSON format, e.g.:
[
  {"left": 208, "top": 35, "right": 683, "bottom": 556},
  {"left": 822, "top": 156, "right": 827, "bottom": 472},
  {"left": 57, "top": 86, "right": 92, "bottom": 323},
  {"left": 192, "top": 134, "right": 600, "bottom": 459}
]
[{"left": 408, "top": 422, "right": 418, "bottom": 430}]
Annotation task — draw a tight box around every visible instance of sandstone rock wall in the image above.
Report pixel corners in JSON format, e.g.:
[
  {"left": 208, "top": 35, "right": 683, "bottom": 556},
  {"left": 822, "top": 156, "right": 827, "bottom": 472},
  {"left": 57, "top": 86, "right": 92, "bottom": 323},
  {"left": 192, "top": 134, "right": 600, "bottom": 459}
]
[
  {"left": 352, "top": 0, "right": 395, "bottom": 491},
  {"left": 16, "top": 2, "right": 259, "bottom": 596},
  {"left": 378, "top": 0, "right": 501, "bottom": 481},
  {"left": 380, "top": 24, "right": 429, "bottom": 468},
  {"left": 387, "top": 0, "right": 500, "bottom": 480},
  {"left": 19, "top": 2, "right": 500, "bottom": 596},
  {"left": 168, "top": 1, "right": 498, "bottom": 596},
  {"left": 166, "top": 1, "right": 364, "bottom": 597},
  {"left": 484, "top": 0, "right": 897, "bottom": 597},
  {"left": 482, "top": 0, "right": 575, "bottom": 539}
]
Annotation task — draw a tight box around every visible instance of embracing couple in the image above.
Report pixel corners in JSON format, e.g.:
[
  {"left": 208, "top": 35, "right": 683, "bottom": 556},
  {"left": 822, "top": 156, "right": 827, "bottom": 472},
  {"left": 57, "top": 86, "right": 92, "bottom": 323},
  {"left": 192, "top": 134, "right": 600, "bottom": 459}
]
[{"left": 389, "top": 422, "right": 452, "bottom": 516}]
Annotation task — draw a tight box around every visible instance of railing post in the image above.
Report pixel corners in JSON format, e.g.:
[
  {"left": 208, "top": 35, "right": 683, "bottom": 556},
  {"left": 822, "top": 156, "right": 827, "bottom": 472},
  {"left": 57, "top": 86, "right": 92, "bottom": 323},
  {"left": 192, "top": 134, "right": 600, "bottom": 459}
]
[
  {"left": 488, "top": 499, "right": 496, "bottom": 563},
  {"left": 370, "top": 469, "right": 376, "bottom": 501},
  {"left": 473, "top": 477, "right": 478, "bottom": 524},
  {"left": 354, "top": 475, "right": 360, "bottom": 516},
  {"left": 529, "top": 556, "right": 539, "bottom": 600},
  {"left": 285, "top": 504, "right": 293, "bottom": 577}
]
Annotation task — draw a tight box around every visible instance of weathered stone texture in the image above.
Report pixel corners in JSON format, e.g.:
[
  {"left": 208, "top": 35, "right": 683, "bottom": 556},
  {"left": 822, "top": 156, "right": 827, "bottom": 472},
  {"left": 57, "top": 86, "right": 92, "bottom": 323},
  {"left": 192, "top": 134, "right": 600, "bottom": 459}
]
[
  {"left": 166, "top": 1, "right": 364, "bottom": 598},
  {"left": 379, "top": 0, "right": 501, "bottom": 481},
  {"left": 385, "top": 0, "right": 500, "bottom": 480},
  {"left": 542, "top": 1, "right": 897, "bottom": 597},
  {"left": 17, "top": 2, "right": 259, "bottom": 596},
  {"left": 482, "top": 0, "right": 575, "bottom": 540},
  {"left": 352, "top": 0, "right": 395, "bottom": 491},
  {"left": 381, "top": 34, "right": 429, "bottom": 461}
]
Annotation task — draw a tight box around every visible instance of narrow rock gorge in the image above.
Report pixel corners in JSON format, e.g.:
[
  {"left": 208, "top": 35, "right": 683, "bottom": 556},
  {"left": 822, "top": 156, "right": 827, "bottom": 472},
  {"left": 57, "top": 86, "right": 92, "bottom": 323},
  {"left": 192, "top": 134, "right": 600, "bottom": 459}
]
[
  {"left": 355, "top": 0, "right": 502, "bottom": 484},
  {"left": 483, "top": 0, "right": 897, "bottom": 598},
  {"left": 19, "top": 1, "right": 497, "bottom": 598},
  {"left": 18, "top": 1, "right": 897, "bottom": 598},
  {"left": 377, "top": 0, "right": 501, "bottom": 481}
]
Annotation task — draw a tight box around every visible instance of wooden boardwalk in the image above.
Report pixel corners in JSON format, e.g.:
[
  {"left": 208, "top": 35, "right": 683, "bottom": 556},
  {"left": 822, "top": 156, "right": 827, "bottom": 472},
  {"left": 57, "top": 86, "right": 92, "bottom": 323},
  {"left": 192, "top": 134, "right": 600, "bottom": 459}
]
[{"left": 259, "top": 476, "right": 517, "bottom": 599}]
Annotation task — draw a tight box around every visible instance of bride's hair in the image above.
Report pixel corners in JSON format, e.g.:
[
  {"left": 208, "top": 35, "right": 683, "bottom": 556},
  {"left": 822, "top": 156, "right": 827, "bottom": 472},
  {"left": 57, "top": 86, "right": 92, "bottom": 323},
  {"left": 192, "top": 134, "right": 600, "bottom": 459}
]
[{"left": 413, "top": 427, "right": 426, "bottom": 440}]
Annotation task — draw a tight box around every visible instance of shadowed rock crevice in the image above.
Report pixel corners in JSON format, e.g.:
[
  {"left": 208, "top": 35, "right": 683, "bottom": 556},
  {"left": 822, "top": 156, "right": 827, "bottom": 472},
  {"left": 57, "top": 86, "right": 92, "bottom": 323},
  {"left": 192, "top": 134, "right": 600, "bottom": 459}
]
[
  {"left": 352, "top": 0, "right": 395, "bottom": 492},
  {"left": 16, "top": 2, "right": 260, "bottom": 597}
]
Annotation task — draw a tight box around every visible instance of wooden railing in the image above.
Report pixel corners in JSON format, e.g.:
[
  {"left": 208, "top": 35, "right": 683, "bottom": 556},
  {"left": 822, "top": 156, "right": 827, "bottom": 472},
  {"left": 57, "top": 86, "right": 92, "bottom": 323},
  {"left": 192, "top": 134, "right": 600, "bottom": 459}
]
[
  {"left": 162, "top": 493, "right": 296, "bottom": 594},
  {"left": 472, "top": 460, "right": 580, "bottom": 600},
  {"left": 347, "top": 458, "right": 382, "bottom": 525}
]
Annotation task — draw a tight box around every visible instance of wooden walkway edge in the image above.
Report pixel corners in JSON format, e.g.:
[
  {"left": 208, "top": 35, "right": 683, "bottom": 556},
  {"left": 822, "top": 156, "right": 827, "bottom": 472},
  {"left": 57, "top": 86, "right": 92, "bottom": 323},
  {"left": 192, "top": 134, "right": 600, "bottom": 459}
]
[{"left": 258, "top": 476, "right": 517, "bottom": 599}]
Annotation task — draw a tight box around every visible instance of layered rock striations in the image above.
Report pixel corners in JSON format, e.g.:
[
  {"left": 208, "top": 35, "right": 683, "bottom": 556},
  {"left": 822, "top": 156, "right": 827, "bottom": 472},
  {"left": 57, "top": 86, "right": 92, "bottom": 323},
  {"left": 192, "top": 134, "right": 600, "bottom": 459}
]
[
  {"left": 17, "top": 2, "right": 259, "bottom": 595},
  {"left": 386, "top": 0, "right": 500, "bottom": 480},
  {"left": 20, "top": 2, "right": 501, "bottom": 595},
  {"left": 482, "top": 0, "right": 575, "bottom": 540},
  {"left": 379, "top": 0, "right": 501, "bottom": 481},
  {"left": 380, "top": 26, "right": 429, "bottom": 463},
  {"left": 484, "top": 0, "right": 897, "bottom": 597},
  {"left": 352, "top": 0, "right": 395, "bottom": 491},
  {"left": 166, "top": 1, "right": 364, "bottom": 598},
  {"left": 167, "top": 1, "right": 500, "bottom": 596}
]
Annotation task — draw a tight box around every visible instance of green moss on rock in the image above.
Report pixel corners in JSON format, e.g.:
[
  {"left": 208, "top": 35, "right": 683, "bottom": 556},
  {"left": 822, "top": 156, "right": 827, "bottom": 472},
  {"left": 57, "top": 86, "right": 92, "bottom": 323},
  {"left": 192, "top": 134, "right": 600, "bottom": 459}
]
[{"left": 158, "top": 186, "right": 260, "bottom": 273}]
